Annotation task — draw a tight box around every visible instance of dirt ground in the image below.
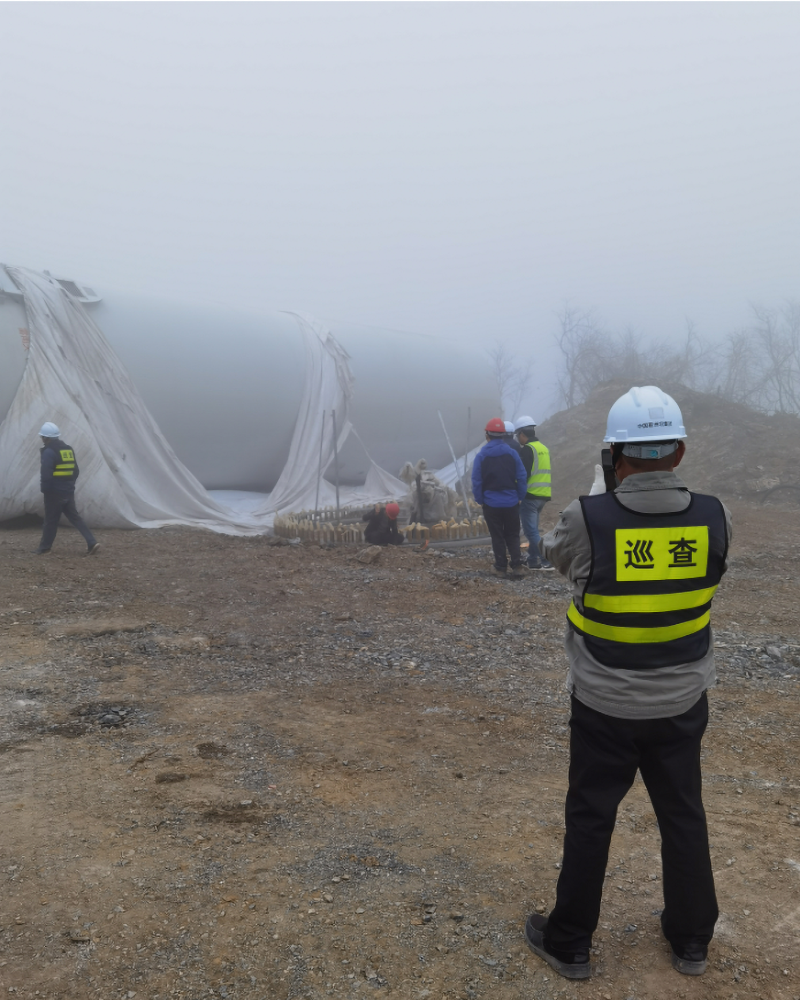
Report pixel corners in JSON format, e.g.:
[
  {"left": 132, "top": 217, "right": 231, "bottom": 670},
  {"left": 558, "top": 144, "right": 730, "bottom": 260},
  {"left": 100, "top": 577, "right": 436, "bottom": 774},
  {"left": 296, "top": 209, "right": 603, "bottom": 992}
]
[{"left": 1, "top": 496, "right": 799, "bottom": 1000}]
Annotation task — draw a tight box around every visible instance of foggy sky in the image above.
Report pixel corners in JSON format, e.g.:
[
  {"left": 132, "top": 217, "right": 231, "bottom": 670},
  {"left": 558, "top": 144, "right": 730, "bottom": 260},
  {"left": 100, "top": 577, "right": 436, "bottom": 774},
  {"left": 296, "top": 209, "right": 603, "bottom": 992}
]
[{"left": 2, "top": 3, "right": 799, "bottom": 414}]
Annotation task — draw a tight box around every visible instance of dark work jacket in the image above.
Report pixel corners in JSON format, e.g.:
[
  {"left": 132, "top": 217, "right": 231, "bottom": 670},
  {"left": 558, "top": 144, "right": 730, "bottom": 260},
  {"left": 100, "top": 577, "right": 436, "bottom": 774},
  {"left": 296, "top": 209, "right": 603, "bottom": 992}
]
[
  {"left": 518, "top": 435, "right": 538, "bottom": 477},
  {"left": 40, "top": 439, "right": 79, "bottom": 493},
  {"left": 471, "top": 439, "right": 527, "bottom": 507},
  {"left": 363, "top": 509, "right": 402, "bottom": 545}
]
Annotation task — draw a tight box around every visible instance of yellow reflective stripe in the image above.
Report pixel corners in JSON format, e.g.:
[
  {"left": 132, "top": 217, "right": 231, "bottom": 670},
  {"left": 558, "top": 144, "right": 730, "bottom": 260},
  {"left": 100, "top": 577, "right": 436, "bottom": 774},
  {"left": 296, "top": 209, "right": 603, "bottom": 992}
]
[
  {"left": 53, "top": 471, "right": 74, "bottom": 476},
  {"left": 568, "top": 602, "right": 710, "bottom": 643},
  {"left": 584, "top": 586, "right": 718, "bottom": 614}
]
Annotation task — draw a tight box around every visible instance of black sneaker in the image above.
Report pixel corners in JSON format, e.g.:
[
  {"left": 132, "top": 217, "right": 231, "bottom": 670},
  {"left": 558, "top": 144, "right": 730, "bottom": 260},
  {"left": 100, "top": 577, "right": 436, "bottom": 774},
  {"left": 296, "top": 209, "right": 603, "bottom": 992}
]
[
  {"left": 661, "top": 912, "right": 707, "bottom": 975},
  {"left": 87, "top": 543, "right": 101, "bottom": 556},
  {"left": 671, "top": 948, "right": 707, "bottom": 976},
  {"left": 524, "top": 913, "right": 591, "bottom": 979},
  {"left": 493, "top": 566, "right": 508, "bottom": 576},
  {"left": 33, "top": 548, "right": 51, "bottom": 555}
]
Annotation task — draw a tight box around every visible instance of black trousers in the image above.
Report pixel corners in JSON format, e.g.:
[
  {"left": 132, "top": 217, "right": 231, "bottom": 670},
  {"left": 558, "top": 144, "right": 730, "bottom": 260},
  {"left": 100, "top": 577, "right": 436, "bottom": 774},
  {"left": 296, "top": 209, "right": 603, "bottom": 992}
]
[
  {"left": 545, "top": 693, "right": 718, "bottom": 958},
  {"left": 482, "top": 503, "right": 523, "bottom": 570},
  {"left": 39, "top": 491, "right": 97, "bottom": 552}
]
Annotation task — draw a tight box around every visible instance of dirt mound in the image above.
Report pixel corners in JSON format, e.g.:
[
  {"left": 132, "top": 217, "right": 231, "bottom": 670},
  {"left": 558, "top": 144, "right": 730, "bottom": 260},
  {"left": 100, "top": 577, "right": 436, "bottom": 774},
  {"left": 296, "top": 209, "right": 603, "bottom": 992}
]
[{"left": 539, "top": 381, "right": 800, "bottom": 503}]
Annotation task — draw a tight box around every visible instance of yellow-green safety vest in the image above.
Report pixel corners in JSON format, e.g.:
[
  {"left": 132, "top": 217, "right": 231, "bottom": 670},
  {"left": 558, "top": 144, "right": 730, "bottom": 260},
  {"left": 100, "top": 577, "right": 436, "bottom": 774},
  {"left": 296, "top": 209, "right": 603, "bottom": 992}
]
[{"left": 525, "top": 440, "right": 551, "bottom": 498}]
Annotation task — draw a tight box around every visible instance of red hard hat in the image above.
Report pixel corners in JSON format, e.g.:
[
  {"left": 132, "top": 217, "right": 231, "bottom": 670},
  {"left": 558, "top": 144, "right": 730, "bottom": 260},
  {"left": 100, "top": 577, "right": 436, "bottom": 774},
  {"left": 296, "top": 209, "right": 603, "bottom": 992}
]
[
  {"left": 485, "top": 417, "right": 506, "bottom": 435},
  {"left": 385, "top": 502, "right": 399, "bottom": 520}
]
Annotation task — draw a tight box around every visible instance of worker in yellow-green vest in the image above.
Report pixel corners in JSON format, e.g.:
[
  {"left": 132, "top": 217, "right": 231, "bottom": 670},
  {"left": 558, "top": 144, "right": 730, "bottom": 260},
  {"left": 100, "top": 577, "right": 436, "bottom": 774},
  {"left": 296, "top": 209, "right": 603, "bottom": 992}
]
[
  {"left": 523, "top": 386, "right": 732, "bottom": 983},
  {"left": 513, "top": 415, "right": 553, "bottom": 570}
]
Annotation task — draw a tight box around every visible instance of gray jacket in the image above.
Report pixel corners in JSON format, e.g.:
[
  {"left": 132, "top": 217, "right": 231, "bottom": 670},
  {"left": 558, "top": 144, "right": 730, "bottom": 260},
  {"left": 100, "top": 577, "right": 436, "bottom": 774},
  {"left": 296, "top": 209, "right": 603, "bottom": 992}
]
[{"left": 540, "top": 470, "right": 733, "bottom": 719}]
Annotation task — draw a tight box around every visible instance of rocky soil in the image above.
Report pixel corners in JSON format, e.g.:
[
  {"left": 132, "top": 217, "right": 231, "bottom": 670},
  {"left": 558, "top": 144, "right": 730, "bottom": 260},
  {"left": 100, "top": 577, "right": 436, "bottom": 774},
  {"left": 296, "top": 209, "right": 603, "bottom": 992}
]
[{"left": 1, "top": 494, "right": 799, "bottom": 1000}]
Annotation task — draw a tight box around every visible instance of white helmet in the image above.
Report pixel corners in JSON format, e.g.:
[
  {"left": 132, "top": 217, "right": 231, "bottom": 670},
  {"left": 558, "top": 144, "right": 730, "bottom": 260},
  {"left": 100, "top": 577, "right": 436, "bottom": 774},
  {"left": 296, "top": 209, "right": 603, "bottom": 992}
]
[
  {"left": 604, "top": 386, "right": 686, "bottom": 446},
  {"left": 513, "top": 414, "right": 537, "bottom": 432},
  {"left": 503, "top": 420, "right": 515, "bottom": 434},
  {"left": 39, "top": 422, "right": 61, "bottom": 438}
]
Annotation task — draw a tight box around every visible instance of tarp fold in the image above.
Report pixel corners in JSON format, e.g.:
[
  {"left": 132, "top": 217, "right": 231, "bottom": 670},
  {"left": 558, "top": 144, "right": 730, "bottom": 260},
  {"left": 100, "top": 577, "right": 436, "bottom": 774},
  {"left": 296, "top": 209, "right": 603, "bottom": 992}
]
[{"left": 0, "top": 268, "right": 407, "bottom": 532}]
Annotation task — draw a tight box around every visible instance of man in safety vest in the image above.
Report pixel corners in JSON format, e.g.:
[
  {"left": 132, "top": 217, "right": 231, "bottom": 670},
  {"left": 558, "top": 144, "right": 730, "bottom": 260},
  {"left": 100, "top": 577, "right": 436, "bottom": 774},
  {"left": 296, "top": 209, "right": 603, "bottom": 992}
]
[
  {"left": 513, "top": 415, "right": 553, "bottom": 569},
  {"left": 35, "top": 422, "right": 100, "bottom": 556},
  {"left": 524, "top": 386, "right": 731, "bottom": 981}
]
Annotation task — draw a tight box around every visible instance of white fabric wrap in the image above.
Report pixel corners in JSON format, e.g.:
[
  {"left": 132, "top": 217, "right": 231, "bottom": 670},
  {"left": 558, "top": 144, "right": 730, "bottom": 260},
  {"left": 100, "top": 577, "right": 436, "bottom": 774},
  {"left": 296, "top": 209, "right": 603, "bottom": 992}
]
[{"left": 0, "top": 268, "right": 406, "bottom": 532}]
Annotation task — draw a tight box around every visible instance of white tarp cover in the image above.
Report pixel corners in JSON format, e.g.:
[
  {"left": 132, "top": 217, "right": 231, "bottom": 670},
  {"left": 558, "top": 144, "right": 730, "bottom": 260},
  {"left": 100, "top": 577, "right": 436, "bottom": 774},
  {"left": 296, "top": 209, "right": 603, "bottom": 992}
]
[
  {"left": 434, "top": 444, "right": 480, "bottom": 491},
  {"left": 0, "top": 267, "right": 406, "bottom": 533}
]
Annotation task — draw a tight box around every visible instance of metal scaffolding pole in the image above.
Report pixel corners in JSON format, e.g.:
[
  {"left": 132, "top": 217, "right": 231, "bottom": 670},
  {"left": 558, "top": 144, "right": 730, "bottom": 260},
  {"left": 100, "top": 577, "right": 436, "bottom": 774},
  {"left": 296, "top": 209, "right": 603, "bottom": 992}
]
[
  {"left": 331, "top": 408, "right": 341, "bottom": 520},
  {"left": 314, "top": 410, "right": 326, "bottom": 523},
  {"left": 463, "top": 406, "right": 471, "bottom": 485},
  {"left": 438, "top": 409, "right": 473, "bottom": 524}
]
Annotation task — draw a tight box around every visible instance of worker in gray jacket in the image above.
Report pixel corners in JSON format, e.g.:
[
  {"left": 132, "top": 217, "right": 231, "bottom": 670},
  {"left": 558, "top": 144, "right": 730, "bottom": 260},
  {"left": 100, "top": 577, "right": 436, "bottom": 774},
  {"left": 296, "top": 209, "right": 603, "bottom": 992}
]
[{"left": 524, "top": 386, "right": 732, "bottom": 981}]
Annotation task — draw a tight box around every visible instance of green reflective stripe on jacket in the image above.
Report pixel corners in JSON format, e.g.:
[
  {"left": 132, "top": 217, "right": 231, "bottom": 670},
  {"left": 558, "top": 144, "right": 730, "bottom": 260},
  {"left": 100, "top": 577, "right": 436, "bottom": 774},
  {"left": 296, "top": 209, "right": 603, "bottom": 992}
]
[
  {"left": 583, "top": 585, "right": 718, "bottom": 614},
  {"left": 568, "top": 602, "right": 710, "bottom": 644},
  {"left": 52, "top": 469, "right": 75, "bottom": 476},
  {"left": 526, "top": 441, "right": 551, "bottom": 497}
]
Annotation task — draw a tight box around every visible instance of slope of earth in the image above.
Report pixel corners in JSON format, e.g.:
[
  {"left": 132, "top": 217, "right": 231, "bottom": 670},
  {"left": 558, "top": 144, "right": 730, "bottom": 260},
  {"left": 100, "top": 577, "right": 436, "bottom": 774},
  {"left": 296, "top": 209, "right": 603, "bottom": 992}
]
[
  {"left": 539, "top": 381, "right": 800, "bottom": 503},
  {"left": 0, "top": 499, "right": 799, "bottom": 1000}
]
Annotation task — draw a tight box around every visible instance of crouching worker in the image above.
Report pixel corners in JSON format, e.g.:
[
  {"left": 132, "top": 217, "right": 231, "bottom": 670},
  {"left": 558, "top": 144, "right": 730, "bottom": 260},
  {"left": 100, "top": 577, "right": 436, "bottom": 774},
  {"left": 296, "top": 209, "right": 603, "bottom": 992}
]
[{"left": 363, "top": 502, "right": 404, "bottom": 546}]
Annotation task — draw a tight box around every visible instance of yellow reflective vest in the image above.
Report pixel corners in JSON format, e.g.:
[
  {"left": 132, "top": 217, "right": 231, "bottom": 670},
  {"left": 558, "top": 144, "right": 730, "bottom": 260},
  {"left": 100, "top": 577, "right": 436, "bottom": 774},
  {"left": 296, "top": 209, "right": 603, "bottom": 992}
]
[
  {"left": 524, "top": 440, "right": 551, "bottom": 498},
  {"left": 568, "top": 491, "right": 728, "bottom": 669},
  {"left": 53, "top": 448, "right": 77, "bottom": 479}
]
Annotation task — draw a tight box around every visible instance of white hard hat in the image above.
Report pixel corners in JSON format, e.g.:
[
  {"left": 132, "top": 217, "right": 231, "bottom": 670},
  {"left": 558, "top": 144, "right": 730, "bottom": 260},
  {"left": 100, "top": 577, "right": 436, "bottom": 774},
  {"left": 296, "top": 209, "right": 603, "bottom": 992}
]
[
  {"left": 503, "top": 421, "right": 515, "bottom": 434},
  {"left": 603, "top": 386, "right": 686, "bottom": 444},
  {"left": 39, "top": 422, "right": 61, "bottom": 438},
  {"left": 513, "top": 415, "right": 537, "bottom": 432}
]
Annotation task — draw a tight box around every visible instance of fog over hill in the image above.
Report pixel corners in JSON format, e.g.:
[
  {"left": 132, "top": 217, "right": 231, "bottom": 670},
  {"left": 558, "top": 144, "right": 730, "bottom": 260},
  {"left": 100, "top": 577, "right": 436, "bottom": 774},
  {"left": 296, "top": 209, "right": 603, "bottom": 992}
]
[{"left": 539, "top": 383, "right": 800, "bottom": 504}]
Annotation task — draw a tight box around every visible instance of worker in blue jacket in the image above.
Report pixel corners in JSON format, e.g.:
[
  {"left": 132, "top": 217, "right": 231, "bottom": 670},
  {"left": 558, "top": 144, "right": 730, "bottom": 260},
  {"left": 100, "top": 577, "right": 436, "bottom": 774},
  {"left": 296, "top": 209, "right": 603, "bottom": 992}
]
[
  {"left": 35, "top": 422, "right": 100, "bottom": 556},
  {"left": 472, "top": 417, "right": 528, "bottom": 576}
]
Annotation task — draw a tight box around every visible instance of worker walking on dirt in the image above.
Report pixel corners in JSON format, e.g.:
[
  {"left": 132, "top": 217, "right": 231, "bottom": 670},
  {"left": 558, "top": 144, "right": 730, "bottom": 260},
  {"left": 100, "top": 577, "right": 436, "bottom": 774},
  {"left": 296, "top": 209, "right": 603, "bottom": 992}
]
[
  {"left": 362, "top": 502, "right": 404, "bottom": 546},
  {"left": 513, "top": 415, "right": 553, "bottom": 570},
  {"left": 471, "top": 417, "right": 528, "bottom": 576},
  {"left": 34, "top": 422, "right": 100, "bottom": 556},
  {"left": 524, "top": 386, "right": 732, "bottom": 980}
]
